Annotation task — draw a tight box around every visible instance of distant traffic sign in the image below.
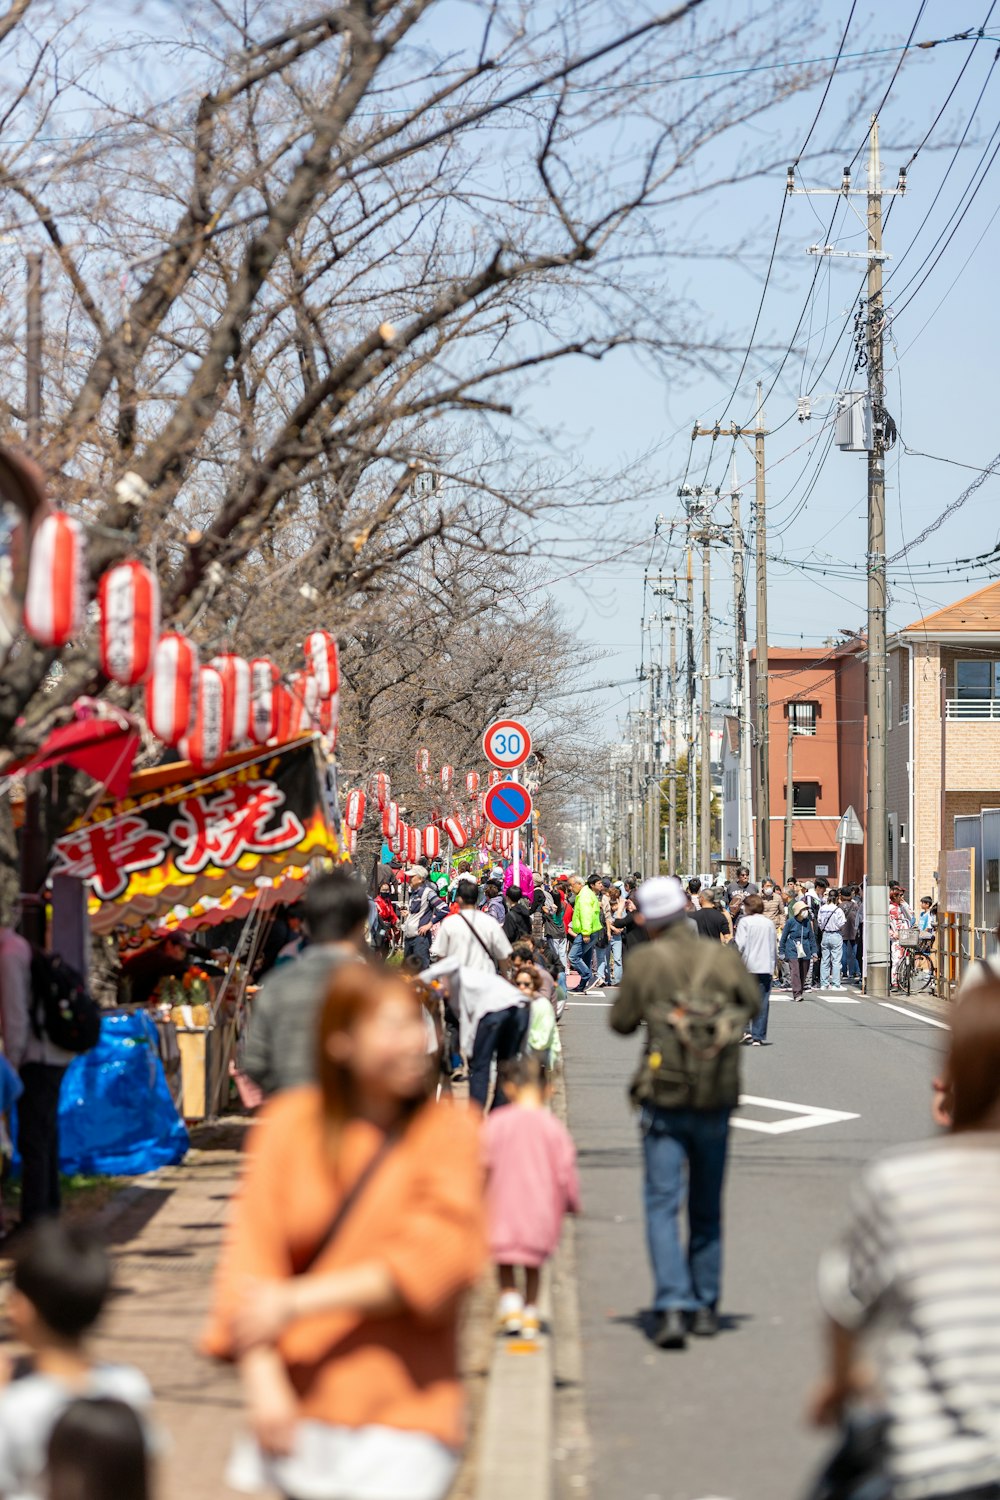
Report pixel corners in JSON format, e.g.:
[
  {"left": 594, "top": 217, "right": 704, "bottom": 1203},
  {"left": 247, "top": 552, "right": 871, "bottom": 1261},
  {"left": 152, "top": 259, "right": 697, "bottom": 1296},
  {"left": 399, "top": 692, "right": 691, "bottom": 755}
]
[
  {"left": 836, "top": 805, "right": 864, "bottom": 845},
  {"left": 482, "top": 719, "right": 531, "bottom": 769},
  {"left": 484, "top": 780, "right": 533, "bottom": 832}
]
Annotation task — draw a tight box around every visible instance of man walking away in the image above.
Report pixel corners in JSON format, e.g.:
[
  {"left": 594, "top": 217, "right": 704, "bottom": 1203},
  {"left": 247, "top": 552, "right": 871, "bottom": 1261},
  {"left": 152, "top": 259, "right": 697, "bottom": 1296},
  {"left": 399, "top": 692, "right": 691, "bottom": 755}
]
[
  {"left": 818, "top": 889, "right": 846, "bottom": 989},
  {"left": 502, "top": 886, "right": 532, "bottom": 945},
  {"left": 433, "top": 879, "right": 512, "bottom": 978},
  {"left": 402, "top": 866, "right": 448, "bottom": 969},
  {"left": 840, "top": 887, "right": 861, "bottom": 982},
  {"left": 482, "top": 880, "right": 506, "bottom": 925},
  {"left": 569, "top": 874, "right": 603, "bottom": 992},
  {"left": 243, "top": 870, "right": 369, "bottom": 1096},
  {"left": 693, "top": 891, "right": 730, "bottom": 942},
  {"left": 610, "top": 877, "right": 760, "bottom": 1350},
  {"left": 735, "top": 894, "right": 777, "bottom": 1046}
]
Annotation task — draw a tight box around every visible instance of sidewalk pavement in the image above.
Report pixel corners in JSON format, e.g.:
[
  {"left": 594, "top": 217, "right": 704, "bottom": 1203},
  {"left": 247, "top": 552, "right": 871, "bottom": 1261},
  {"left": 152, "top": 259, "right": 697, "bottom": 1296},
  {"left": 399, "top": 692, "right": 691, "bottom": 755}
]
[{"left": 1, "top": 1116, "right": 499, "bottom": 1500}]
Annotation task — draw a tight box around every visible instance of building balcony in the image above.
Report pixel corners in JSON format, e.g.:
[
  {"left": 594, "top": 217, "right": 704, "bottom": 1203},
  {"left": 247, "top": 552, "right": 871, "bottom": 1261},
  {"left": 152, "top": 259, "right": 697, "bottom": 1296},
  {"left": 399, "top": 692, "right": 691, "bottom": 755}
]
[{"left": 946, "top": 698, "right": 1000, "bottom": 721}]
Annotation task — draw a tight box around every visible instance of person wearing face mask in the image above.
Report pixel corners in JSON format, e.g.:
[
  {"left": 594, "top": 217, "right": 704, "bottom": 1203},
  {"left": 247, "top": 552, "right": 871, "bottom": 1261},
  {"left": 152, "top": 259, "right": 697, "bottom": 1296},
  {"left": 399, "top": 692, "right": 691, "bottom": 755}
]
[{"left": 759, "top": 879, "right": 785, "bottom": 979}]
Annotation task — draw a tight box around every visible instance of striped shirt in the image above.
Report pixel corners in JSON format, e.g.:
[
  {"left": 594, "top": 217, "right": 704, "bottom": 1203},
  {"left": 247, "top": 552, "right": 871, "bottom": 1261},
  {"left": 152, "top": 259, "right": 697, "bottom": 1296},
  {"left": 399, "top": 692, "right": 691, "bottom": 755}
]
[{"left": 820, "top": 1134, "right": 1000, "bottom": 1499}]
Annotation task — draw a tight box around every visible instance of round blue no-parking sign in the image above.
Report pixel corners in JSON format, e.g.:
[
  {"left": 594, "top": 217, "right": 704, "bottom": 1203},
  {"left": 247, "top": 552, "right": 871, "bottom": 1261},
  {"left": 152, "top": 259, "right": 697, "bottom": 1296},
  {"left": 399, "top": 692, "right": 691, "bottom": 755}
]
[{"left": 483, "top": 779, "right": 533, "bottom": 831}]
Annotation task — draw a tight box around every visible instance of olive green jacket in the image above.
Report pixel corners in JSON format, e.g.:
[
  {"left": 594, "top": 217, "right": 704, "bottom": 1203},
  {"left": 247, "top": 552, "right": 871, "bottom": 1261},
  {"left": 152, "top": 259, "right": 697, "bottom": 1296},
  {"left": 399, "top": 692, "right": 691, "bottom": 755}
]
[{"left": 609, "top": 922, "right": 761, "bottom": 1111}]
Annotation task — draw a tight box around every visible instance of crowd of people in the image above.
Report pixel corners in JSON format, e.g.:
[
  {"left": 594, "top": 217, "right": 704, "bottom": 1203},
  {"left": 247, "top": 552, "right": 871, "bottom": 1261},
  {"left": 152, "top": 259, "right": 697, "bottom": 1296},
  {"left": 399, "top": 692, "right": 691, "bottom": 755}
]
[{"left": 0, "top": 850, "right": 994, "bottom": 1500}]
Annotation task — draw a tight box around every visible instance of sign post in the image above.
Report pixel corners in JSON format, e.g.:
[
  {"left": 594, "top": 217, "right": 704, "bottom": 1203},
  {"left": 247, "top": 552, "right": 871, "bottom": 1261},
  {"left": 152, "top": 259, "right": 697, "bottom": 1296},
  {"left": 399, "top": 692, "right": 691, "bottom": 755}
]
[
  {"left": 483, "top": 720, "right": 532, "bottom": 885},
  {"left": 835, "top": 804, "right": 865, "bottom": 884}
]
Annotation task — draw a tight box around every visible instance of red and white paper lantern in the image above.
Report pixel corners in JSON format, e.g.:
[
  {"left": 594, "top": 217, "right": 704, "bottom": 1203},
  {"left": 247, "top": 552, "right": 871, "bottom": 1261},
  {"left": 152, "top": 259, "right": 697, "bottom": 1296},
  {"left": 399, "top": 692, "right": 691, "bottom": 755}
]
[
  {"left": 345, "top": 788, "right": 367, "bottom": 831},
  {"left": 98, "top": 560, "right": 160, "bottom": 684},
  {"left": 415, "top": 747, "right": 430, "bottom": 776},
  {"left": 444, "top": 816, "right": 468, "bottom": 849},
  {"left": 440, "top": 765, "right": 453, "bottom": 793},
  {"left": 407, "top": 826, "right": 424, "bottom": 865},
  {"left": 466, "top": 770, "right": 480, "bottom": 798},
  {"left": 249, "top": 658, "right": 279, "bottom": 744},
  {"left": 304, "top": 631, "right": 339, "bottom": 700},
  {"left": 423, "top": 825, "right": 441, "bottom": 860},
  {"left": 24, "top": 512, "right": 86, "bottom": 648},
  {"left": 180, "top": 664, "right": 231, "bottom": 771},
  {"left": 372, "top": 771, "right": 391, "bottom": 809},
  {"left": 344, "top": 828, "right": 358, "bottom": 857},
  {"left": 488, "top": 769, "right": 503, "bottom": 787},
  {"left": 382, "top": 801, "right": 399, "bottom": 839},
  {"left": 211, "top": 654, "right": 251, "bottom": 745},
  {"left": 146, "top": 632, "right": 198, "bottom": 747},
  {"left": 394, "top": 821, "right": 409, "bottom": 857},
  {"left": 291, "top": 671, "right": 321, "bottom": 734}
]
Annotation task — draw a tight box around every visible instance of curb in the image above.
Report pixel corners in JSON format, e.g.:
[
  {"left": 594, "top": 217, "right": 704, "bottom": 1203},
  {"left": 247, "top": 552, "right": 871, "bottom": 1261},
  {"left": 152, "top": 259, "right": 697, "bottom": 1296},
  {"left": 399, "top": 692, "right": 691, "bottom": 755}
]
[{"left": 472, "top": 1068, "right": 588, "bottom": 1500}]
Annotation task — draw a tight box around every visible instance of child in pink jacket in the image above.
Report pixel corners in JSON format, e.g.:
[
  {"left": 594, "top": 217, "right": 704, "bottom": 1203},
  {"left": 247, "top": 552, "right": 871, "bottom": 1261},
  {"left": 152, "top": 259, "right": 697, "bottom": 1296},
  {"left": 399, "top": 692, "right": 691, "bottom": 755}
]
[{"left": 483, "top": 1056, "right": 580, "bottom": 1340}]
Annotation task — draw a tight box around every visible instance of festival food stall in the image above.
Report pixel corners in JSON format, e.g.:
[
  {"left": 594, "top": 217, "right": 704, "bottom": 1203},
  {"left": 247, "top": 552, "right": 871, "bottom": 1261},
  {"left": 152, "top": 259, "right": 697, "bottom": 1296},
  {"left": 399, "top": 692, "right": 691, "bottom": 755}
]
[{"left": 52, "top": 735, "right": 339, "bottom": 1120}]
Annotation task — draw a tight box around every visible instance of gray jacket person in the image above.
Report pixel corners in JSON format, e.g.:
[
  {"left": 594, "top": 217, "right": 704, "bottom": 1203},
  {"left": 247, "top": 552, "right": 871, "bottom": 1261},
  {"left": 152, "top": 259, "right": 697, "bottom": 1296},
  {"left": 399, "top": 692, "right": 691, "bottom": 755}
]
[{"left": 242, "top": 871, "right": 369, "bottom": 1097}]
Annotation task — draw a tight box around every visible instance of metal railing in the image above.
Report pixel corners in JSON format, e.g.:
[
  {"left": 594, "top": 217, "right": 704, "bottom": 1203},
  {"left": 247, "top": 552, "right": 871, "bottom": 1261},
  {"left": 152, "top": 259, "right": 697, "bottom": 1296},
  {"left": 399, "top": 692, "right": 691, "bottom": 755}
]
[{"left": 945, "top": 698, "right": 1000, "bottom": 720}]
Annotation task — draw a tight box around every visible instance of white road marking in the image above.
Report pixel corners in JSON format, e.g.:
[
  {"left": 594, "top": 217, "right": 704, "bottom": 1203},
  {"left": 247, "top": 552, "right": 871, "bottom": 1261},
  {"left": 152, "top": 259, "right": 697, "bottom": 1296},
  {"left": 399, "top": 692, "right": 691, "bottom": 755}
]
[
  {"left": 823, "top": 996, "right": 861, "bottom": 1004},
  {"left": 879, "top": 1002, "right": 949, "bottom": 1030},
  {"left": 565, "top": 1000, "right": 613, "bottom": 1007},
  {"left": 733, "top": 1094, "right": 860, "bottom": 1135}
]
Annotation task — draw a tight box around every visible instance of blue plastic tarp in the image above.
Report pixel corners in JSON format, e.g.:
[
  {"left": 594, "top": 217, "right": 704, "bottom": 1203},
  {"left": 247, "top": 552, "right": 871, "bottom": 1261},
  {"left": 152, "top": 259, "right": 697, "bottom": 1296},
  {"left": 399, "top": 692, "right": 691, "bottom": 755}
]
[{"left": 58, "top": 1011, "right": 189, "bottom": 1177}]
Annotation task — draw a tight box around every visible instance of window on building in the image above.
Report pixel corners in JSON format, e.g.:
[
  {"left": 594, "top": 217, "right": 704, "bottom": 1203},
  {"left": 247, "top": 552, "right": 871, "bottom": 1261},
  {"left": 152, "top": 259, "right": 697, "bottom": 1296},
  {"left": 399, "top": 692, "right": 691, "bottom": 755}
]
[
  {"left": 956, "top": 660, "right": 994, "bottom": 700},
  {"left": 788, "top": 701, "right": 818, "bottom": 736},
  {"left": 792, "top": 781, "right": 819, "bottom": 817}
]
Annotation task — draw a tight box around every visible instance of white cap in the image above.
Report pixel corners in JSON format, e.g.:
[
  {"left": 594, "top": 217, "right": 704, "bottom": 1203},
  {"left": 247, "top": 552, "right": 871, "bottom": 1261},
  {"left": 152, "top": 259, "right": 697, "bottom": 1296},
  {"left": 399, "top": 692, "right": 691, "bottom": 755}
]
[
  {"left": 636, "top": 875, "right": 688, "bottom": 923},
  {"left": 407, "top": 865, "right": 429, "bottom": 880}
]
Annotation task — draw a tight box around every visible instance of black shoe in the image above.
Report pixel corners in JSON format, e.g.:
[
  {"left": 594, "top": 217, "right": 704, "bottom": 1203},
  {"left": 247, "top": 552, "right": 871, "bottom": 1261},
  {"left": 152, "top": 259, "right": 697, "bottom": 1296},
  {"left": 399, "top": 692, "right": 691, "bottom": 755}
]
[
  {"left": 653, "top": 1309, "right": 687, "bottom": 1350},
  {"left": 690, "top": 1307, "right": 719, "bottom": 1338}
]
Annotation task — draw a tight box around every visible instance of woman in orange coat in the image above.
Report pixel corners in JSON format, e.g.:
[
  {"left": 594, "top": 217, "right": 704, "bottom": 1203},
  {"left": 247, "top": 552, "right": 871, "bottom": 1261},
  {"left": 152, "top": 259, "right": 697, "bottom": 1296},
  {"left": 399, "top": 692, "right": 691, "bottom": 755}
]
[{"left": 203, "top": 964, "right": 486, "bottom": 1500}]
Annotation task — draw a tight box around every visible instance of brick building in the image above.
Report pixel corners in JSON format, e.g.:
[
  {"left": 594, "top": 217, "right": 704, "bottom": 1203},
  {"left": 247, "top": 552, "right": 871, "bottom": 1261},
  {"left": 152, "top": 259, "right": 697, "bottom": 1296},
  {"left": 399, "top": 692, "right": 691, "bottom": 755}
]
[
  {"left": 885, "top": 580, "right": 1000, "bottom": 901},
  {"left": 746, "top": 641, "right": 867, "bottom": 883}
]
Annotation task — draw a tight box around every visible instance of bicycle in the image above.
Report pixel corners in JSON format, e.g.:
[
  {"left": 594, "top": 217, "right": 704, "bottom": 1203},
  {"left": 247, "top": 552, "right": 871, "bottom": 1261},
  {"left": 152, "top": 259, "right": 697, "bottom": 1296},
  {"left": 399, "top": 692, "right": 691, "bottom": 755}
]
[{"left": 896, "top": 930, "right": 936, "bottom": 996}]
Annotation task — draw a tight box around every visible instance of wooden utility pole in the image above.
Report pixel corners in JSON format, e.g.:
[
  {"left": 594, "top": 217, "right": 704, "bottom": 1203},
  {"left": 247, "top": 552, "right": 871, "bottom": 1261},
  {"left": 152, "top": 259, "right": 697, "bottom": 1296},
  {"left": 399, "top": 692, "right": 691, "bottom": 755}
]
[
  {"left": 21, "top": 253, "right": 46, "bottom": 946},
  {"left": 692, "top": 409, "right": 770, "bottom": 877}
]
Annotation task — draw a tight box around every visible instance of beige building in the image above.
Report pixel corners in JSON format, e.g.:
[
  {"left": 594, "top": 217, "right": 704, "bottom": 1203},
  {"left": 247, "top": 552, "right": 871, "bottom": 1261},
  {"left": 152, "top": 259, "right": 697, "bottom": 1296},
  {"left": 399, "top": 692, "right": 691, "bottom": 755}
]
[{"left": 885, "top": 580, "right": 1000, "bottom": 900}]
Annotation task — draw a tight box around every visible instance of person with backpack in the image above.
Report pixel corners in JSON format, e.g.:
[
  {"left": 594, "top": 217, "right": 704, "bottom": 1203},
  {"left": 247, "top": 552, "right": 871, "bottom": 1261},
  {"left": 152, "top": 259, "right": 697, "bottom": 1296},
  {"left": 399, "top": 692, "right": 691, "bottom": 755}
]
[
  {"left": 0, "top": 923, "right": 100, "bottom": 1227},
  {"left": 817, "top": 889, "right": 847, "bottom": 990},
  {"left": 402, "top": 868, "right": 448, "bottom": 970},
  {"left": 609, "top": 877, "right": 760, "bottom": 1350}
]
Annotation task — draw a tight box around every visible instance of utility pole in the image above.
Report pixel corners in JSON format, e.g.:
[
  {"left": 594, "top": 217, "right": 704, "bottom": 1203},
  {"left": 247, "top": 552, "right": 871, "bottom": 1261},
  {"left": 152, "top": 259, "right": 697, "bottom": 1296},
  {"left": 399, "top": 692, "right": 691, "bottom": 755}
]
[
  {"left": 753, "top": 382, "right": 770, "bottom": 879},
  {"left": 787, "top": 123, "right": 904, "bottom": 997},
  {"left": 700, "top": 523, "right": 712, "bottom": 877},
  {"left": 864, "top": 120, "right": 890, "bottom": 998},
  {"left": 730, "top": 460, "right": 752, "bottom": 870},
  {"left": 685, "top": 548, "right": 696, "bottom": 874},
  {"left": 783, "top": 713, "right": 795, "bottom": 882},
  {"left": 668, "top": 614, "right": 678, "bottom": 872},
  {"left": 21, "top": 252, "right": 46, "bottom": 947},
  {"left": 692, "top": 408, "right": 770, "bottom": 877}
]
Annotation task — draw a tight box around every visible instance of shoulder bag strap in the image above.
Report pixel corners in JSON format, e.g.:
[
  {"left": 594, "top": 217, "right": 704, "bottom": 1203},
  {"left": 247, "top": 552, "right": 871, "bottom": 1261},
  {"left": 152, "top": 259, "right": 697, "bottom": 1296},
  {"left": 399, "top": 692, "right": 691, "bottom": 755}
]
[
  {"left": 298, "top": 1130, "right": 399, "bottom": 1277},
  {"left": 459, "top": 912, "right": 501, "bottom": 973}
]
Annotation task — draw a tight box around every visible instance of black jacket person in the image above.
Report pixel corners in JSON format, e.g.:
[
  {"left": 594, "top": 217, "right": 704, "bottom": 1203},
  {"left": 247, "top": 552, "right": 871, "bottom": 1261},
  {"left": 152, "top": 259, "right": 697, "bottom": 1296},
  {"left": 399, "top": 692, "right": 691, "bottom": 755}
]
[{"left": 609, "top": 875, "right": 759, "bottom": 1350}]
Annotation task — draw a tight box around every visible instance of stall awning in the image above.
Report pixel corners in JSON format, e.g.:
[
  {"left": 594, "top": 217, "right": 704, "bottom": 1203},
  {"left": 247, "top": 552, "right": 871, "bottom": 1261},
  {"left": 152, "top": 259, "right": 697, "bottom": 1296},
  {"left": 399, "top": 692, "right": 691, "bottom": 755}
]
[
  {"left": 8, "top": 715, "right": 141, "bottom": 797},
  {"left": 51, "top": 739, "right": 337, "bottom": 933}
]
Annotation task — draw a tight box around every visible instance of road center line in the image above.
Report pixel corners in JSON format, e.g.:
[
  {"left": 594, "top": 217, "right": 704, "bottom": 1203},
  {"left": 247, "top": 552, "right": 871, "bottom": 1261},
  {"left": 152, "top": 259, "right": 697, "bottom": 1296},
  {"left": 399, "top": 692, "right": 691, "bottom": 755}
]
[{"left": 879, "top": 1002, "right": 950, "bottom": 1030}]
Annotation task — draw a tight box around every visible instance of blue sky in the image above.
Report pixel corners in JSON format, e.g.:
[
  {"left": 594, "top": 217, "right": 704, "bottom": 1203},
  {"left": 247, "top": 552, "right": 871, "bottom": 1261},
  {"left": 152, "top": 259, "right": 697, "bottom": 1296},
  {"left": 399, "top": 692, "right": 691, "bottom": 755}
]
[{"left": 525, "top": 0, "right": 1000, "bottom": 736}]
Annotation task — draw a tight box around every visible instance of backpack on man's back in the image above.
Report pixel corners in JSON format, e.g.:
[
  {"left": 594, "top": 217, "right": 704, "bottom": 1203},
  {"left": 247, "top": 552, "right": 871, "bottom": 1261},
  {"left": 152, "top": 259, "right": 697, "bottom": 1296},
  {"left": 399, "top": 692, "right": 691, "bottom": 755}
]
[{"left": 30, "top": 950, "right": 102, "bottom": 1055}]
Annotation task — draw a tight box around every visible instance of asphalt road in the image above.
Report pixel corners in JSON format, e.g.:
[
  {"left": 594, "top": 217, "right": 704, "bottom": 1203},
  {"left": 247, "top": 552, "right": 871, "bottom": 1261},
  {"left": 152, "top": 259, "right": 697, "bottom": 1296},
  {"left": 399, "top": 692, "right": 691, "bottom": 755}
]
[{"left": 561, "top": 983, "right": 947, "bottom": 1500}]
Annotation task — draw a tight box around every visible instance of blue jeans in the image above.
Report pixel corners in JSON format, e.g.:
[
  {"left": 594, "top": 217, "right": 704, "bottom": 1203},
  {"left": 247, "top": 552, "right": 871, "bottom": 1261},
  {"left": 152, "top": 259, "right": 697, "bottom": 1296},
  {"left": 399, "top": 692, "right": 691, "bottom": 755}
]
[
  {"left": 593, "top": 939, "right": 610, "bottom": 983},
  {"left": 641, "top": 1105, "right": 731, "bottom": 1312},
  {"left": 606, "top": 935, "right": 623, "bottom": 983},
  {"left": 820, "top": 932, "right": 843, "bottom": 987},
  {"left": 841, "top": 937, "right": 860, "bottom": 979},
  {"left": 750, "top": 973, "right": 771, "bottom": 1041},
  {"left": 469, "top": 1005, "right": 530, "bottom": 1109},
  {"left": 569, "top": 934, "right": 596, "bottom": 988}
]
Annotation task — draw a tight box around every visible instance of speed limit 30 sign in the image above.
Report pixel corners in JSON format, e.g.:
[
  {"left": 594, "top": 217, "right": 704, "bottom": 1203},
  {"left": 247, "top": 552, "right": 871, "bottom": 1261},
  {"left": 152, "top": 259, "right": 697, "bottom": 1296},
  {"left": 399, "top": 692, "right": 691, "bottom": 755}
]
[{"left": 482, "top": 718, "right": 531, "bottom": 770}]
